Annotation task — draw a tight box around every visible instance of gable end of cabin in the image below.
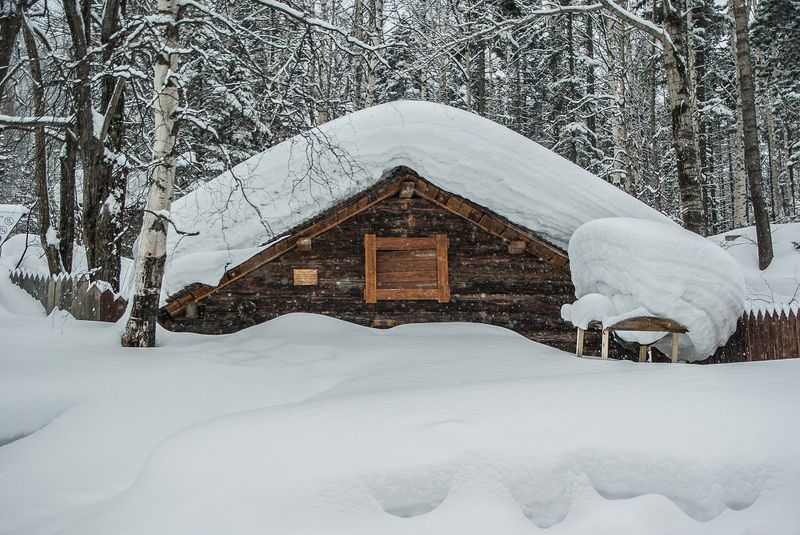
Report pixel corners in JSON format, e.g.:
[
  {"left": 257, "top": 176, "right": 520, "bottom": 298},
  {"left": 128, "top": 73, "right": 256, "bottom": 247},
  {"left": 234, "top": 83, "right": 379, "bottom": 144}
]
[{"left": 161, "top": 167, "right": 577, "bottom": 349}]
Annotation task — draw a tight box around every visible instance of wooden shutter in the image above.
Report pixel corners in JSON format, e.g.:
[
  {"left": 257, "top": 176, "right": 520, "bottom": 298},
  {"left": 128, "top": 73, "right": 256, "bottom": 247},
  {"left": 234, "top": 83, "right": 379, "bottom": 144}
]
[{"left": 364, "top": 234, "right": 450, "bottom": 303}]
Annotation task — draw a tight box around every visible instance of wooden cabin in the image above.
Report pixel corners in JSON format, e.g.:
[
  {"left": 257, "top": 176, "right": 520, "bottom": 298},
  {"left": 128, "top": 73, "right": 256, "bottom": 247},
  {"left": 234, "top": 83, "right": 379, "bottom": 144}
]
[{"left": 160, "top": 167, "right": 578, "bottom": 349}]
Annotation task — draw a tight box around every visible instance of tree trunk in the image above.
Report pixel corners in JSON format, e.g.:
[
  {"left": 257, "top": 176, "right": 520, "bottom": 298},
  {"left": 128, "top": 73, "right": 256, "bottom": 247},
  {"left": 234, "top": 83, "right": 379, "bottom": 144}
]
[
  {"left": 661, "top": 1, "right": 705, "bottom": 235},
  {"left": 649, "top": 30, "right": 662, "bottom": 212},
  {"left": 476, "top": 45, "right": 486, "bottom": 115},
  {"left": 59, "top": 132, "right": 76, "bottom": 272},
  {"left": 732, "top": 96, "right": 748, "bottom": 227},
  {"left": 94, "top": 0, "right": 126, "bottom": 290},
  {"left": 122, "top": 0, "right": 181, "bottom": 347},
  {"left": 351, "top": 0, "right": 363, "bottom": 107},
  {"left": 364, "top": 0, "right": 383, "bottom": 107},
  {"left": 731, "top": 0, "right": 773, "bottom": 269},
  {"left": 784, "top": 116, "right": 796, "bottom": 217},
  {"left": 21, "top": 15, "right": 60, "bottom": 275},
  {"left": 0, "top": 1, "right": 22, "bottom": 100},
  {"left": 605, "top": 12, "right": 629, "bottom": 190},
  {"left": 585, "top": 15, "right": 596, "bottom": 139},
  {"left": 63, "top": 0, "right": 117, "bottom": 286},
  {"left": 692, "top": 0, "right": 715, "bottom": 231},
  {"left": 565, "top": 2, "right": 577, "bottom": 163},
  {"left": 765, "top": 96, "right": 784, "bottom": 220}
]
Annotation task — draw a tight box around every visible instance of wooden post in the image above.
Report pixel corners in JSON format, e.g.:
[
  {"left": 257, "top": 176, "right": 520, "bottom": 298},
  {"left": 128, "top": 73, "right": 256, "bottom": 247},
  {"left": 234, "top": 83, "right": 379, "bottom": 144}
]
[
  {"left": 364, "top": 234, "right": 377, "bottom": 304},
  {"left": 639, "top": 345, "right": 647, "bottom": 362},
  {"left": 576, "top": 328, "right": 585, "bottom": 357},
  {"left": 671, "top": 333, "right": 680, "bottom": 363},
  {"left": 435, "top": 234, "right": 450, "bottom": 303},
  {"left": 601, "top": 329, "right": 610, "bottom": 360}
]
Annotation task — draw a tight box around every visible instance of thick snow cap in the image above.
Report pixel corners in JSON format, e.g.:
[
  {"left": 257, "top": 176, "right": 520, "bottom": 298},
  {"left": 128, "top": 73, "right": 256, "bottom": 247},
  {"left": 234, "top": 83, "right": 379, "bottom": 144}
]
[
  {"left": 562, "top": 217, "right": 745, "bottom": 360},
  {"left": 165, "top": 100, "right": 672, "bottom": 296}
]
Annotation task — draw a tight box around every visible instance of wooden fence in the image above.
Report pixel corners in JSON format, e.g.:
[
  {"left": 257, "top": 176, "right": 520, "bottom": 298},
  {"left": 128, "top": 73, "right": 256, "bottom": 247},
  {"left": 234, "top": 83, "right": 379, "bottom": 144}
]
[
  {"left": 9, "top": 270, "right": 128, "bottom": 322},
  {"left": 704, "top": 304, "right": 800, "bottom": 363}
]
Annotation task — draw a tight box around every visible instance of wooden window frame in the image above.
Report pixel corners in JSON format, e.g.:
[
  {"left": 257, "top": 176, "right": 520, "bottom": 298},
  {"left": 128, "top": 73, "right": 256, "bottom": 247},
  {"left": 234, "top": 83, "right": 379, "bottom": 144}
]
[{"left": 364, "top": 234, "right": 450, "bottom": 303}]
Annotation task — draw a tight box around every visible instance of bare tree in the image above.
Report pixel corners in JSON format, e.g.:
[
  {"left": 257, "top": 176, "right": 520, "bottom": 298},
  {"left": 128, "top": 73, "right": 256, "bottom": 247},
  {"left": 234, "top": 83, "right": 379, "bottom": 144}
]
[
  {"left": 20, "top": 11, "right": 60, "bottom": 275},
  {"left": 730, "top": 0, "right": 772, "bottom": 268}
]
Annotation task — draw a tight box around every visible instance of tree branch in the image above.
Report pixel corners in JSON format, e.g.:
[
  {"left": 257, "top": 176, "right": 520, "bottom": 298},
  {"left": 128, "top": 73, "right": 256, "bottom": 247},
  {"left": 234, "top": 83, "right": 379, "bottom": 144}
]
[
  {"left": 0, "top": 114, "right": 73, "bottom": 128},
  {"left": 598, "top": 0, "right": 672, "bottom": 49}
]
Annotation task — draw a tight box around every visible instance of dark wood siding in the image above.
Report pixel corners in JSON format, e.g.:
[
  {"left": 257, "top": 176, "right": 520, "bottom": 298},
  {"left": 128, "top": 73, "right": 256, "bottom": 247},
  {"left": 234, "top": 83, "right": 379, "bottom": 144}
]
[{"left": 167, "top": 195, "right": 577, "bottom": 349}]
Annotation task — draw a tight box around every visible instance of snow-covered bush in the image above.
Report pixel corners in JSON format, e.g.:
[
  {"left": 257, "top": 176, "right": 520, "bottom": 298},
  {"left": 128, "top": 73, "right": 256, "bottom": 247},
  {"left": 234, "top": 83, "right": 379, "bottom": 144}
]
[{"left": 561, "top": 217, "right": 745, "bottom": 360}]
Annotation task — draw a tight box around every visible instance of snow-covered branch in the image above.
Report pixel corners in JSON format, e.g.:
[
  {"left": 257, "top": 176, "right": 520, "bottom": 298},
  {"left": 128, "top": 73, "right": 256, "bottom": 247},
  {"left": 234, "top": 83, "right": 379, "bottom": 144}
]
[
  {"left": 598, "top": 0, "right": 673, "bottom": 49},
  {"left": 245, "top": 0, "right": 391, "bottom": 53},
  {"left": 0, "top": 114, "right": 73, "bottom": 128}
]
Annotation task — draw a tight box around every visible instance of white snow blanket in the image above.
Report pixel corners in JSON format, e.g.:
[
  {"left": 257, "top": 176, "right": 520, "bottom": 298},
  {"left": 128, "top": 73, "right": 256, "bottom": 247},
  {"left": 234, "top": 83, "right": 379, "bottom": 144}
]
[
  {"left": 165, "top": 100, "right": 671, "bottom": 296},
  {"left": 562, "top": 217, "right": 745, "bottom": 360},
  {"left": 710, "top": 222, "right": 800, "bottom": 309},
  {"left": 1, "top": 276, "right": 799, "bottom": 534}
]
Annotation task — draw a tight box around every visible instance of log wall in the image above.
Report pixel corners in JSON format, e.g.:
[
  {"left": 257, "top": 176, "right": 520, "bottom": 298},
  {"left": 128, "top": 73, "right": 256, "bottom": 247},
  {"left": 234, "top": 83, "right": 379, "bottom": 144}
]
[{"left": 166, "top": 194, "right": 576, "bottom": 349}]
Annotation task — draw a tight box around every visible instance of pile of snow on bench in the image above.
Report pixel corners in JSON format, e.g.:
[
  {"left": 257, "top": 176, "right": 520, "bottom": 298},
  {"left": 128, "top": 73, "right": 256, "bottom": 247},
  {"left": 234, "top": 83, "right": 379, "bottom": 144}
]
[{"left": 561, "top": 217, "right": 745, "bottom": 360}]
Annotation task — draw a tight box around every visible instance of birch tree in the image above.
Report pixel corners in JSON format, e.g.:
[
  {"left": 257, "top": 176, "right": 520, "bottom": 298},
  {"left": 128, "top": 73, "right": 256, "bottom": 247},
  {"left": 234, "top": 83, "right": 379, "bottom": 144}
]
[
  {"left": 122, "top": 0, "right": 182, "bottom": 347},
  {"left": 599, "top": 0, "right": 705, "bottom": 234}
]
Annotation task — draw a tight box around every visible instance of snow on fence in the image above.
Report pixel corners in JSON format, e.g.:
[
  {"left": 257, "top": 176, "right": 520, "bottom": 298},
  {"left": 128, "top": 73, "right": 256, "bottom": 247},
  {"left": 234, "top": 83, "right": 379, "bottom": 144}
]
[
  {"left": 706, "top": 303, "right": 800, "bottom": 363},
  {"left": 9, "top": 270, "right": 128, "bottom": 322}
]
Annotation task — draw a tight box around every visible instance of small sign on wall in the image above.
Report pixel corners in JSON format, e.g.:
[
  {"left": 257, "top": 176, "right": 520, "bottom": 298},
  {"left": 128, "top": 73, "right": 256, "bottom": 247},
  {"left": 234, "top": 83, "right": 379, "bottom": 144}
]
[{"left": 293, "top": 268, "right": 318, "bottom": 286}]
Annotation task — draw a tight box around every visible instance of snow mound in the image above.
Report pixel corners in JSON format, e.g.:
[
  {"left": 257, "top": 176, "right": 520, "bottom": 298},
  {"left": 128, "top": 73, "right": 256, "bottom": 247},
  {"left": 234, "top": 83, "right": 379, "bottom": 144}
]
[
  {"left": 562, "top": 217, "right": 745, "bottom": 360},
  {"left": 164, "top": 100, "right": 672, "bottom": 296},
  {"left": 1, "top": 308, "right": 799, "bottom": 534},
  {"left": 710, "top": 222, "right": 800, "bottom": 308}
]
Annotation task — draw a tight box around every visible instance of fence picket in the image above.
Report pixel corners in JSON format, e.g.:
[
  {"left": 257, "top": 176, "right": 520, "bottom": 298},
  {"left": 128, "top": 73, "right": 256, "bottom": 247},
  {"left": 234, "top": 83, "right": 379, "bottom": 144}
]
[{"left": 7, "top": 271, "right": 127, "bottom": 323}]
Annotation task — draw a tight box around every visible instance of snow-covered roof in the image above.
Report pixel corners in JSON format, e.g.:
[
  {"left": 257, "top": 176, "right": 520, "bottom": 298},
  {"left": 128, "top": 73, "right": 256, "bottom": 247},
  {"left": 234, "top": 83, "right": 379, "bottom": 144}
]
[{"left": 165, "top": 100, "right": 673, "bottom": 295}]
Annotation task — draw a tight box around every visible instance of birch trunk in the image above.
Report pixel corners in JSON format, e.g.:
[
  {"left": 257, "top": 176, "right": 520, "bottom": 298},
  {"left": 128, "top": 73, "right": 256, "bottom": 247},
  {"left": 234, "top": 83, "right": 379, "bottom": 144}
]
[
  {"left": 662, "top": 4, "right": 705, "bottom": 235},
  {"left": 599, "top": 0, "right": 706, "bottom": 233},
  {"left": 731, "top": 0, "right": 773, "bottom": 269},
  {"left": 121, "top": 0, "right": 181, "bottom": 347},
  {"left": 732, "top": 96, "right": 747, "bottom": 227}
]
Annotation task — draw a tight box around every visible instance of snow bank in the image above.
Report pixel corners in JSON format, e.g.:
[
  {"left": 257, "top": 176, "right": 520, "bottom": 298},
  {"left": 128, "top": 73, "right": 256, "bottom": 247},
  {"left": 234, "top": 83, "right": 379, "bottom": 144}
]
[
  {"left": 562, "top": 218, "right": 745, "bottom": 359},
  {"left": 164, "top": 100, "right": 672, "bottom": 296},
  {"left": 0, "top": 310, "right": 798, "bottom": 535},
  {"left": 710, "top": 222, "right": 800, "bottom": 309}
]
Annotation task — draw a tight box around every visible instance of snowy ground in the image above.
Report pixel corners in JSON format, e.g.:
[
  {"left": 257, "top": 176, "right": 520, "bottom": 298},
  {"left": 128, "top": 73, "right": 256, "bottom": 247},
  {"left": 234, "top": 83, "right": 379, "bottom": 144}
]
[
  {"left": 711, "top": 222, "right": 800, "bottom": 309},
  {"left": 1, "top": 272, "right": 799, "bottom": 535}
]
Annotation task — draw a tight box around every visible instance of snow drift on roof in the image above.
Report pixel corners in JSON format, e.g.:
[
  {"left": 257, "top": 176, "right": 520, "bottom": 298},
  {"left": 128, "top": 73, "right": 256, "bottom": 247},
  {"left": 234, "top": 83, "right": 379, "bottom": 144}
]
[
  {"left": 165, "top": 100, "right": 672, "bottom": 295},
  {"left": 562, "top": 217, "right": 745, "bottom": 360}
]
